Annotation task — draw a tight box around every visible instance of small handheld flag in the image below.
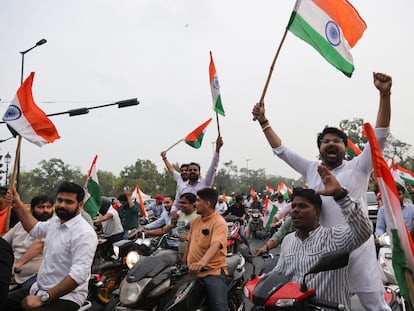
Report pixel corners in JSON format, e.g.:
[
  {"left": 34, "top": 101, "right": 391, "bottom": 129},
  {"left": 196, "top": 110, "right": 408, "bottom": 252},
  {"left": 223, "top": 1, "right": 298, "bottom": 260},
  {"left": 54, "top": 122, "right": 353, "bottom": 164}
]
[{"left": 209, "top": 51, "right": 225, "bottom": 116}]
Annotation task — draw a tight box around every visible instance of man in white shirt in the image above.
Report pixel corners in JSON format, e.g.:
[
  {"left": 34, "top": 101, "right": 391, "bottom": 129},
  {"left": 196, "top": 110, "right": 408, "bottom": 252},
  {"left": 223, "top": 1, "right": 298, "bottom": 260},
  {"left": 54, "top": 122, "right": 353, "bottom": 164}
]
[{"left": 6, "top": 182, "right": 98, "bottom": 311}]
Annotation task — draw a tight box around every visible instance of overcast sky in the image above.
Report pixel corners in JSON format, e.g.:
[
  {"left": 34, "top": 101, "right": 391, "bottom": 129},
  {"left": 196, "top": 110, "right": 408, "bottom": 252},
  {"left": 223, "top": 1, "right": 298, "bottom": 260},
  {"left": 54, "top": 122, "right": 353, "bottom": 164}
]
[{"left": 0, "top": 0, "right": 412, "bottom": 182}]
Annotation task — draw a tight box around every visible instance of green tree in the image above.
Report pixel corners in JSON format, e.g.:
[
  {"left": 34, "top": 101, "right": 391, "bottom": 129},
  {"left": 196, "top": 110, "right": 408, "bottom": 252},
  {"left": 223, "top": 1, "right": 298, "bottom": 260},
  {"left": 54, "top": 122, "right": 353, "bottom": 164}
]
[
  {"left": 97, "top": 170, "right": 116, "bottom": 196},
  {"left": 19, "top": 158, "right": 84, "bottom": 202}
]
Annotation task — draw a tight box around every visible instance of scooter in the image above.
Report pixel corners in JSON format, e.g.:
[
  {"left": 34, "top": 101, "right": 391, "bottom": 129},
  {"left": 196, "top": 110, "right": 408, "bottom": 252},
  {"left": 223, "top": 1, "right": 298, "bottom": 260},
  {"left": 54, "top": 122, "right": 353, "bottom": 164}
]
[
  {"left": 161, "top": 244, "right": 250, "bottom": 311},
  {"left": 249, "top": 208, "right": 266, "bottom": 240},
  {"left": 377, "top": 234, "right": 408, "bottom": 311},
  {"left": 244, "top": 250, "right": 349, "bottom": 310}
]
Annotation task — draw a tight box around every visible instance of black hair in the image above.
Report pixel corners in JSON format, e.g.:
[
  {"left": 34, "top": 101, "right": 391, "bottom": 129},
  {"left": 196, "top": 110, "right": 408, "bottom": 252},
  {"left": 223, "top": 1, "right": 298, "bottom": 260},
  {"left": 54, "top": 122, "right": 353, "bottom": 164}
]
[
  {"left": 291, "top": 187, "right": 322, "bottom": 209},
  {"left": 180, "top": 192, "right": 197, "bottom": 204},
  {"left": 188, "top": 162, "right": 201, "bottom": 171},
  {"left": 57, "top": 181, "right": 85, "bottom": 202},
  {"left": 235, "top": 194, "right": 244, "bottom": 203},
  {"left": 100, "top": 197, "right": 111, "bottom": 215},
  {"left": 30, "top": 195, "right": 54, "bottom": 211},
  {"left": 0, "top": 186, "right": 8, "bottom": 196},
  {"left": 180, "top": 164, "right": 189, "bottom": 170},
  {"left": 117, "top": 193, "right": 127, "bottom": 202},
  {"left": 396, "top": 183, "right": 405, "bottom": 194},
  {"left": 197, "top": 187, "right": 218, "bottom": 208},
  {"left": 317, "top": 127, "right": 348, "bottom": 149}
]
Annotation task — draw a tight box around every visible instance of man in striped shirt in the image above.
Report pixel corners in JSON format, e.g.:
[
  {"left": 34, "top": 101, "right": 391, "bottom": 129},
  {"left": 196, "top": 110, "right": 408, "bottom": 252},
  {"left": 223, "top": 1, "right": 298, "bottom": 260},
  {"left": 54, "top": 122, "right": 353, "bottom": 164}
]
[{"left": 274, "top": 165, "right": 372, "bottom": 310}]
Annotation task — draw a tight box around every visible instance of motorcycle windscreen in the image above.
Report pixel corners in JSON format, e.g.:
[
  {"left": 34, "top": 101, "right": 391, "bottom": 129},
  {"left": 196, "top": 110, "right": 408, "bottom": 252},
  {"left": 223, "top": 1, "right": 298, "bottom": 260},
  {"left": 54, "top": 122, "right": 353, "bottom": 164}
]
[{"left": 252, "top": 271, "right": 290, "bottom": 306}]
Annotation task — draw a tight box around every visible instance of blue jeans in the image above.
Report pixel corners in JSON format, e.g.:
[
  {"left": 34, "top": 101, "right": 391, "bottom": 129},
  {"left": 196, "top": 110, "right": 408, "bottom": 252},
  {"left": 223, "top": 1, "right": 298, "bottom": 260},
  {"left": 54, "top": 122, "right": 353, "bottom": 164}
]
[
  {"left": 239, "top": 224, "right": 249, "bottom": 246},
  {"left": 200, "top": 270, "right": 229, "bottom": 311}
]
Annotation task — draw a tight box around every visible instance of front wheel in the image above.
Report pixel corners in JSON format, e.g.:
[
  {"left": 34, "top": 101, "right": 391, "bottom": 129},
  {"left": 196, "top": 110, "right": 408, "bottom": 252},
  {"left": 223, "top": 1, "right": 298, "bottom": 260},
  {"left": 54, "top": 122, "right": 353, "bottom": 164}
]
[
  {"left": 104, "top": 297, "right": 120, "bottom": 311},
  {"left": 228, "top": 290, "right": 245, "bottom": 311}
]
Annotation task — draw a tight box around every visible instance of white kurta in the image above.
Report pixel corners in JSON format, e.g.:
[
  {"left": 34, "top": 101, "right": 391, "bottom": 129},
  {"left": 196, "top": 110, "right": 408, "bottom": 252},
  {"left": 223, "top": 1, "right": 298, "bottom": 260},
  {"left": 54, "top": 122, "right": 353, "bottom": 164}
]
[{"left": 273, "top": 127, "right": 389, "bottom": 292}]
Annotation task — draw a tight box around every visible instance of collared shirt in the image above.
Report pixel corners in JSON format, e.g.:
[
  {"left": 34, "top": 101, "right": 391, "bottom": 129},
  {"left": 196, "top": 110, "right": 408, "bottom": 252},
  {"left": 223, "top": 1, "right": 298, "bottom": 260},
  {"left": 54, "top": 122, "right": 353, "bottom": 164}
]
[
  {"left": 29, "top": 213, "right": 98, "bottom": 306},
  {"left": 172, "top": 152, "right": 220, "bottom": 212},
  {"left": 145, "top": 209, "right": 171, "bottom": 230},
  {"left": 2, "top": 222, "right": 43, "bottom": 284},
  {"left": 187, "top": 211, "right": 228, "bottom": 278},
  {"left": 273, "top": 127, "right": 389, "bottom": 293},
  {"left": 150, "top": 203, "right": 165, "bottom": 218},
  {"left": 375, "top": 203, "right": 414, "bottom": 236},
  {"left": 274, "top": 196, "right": 372, "bottom": 310}
]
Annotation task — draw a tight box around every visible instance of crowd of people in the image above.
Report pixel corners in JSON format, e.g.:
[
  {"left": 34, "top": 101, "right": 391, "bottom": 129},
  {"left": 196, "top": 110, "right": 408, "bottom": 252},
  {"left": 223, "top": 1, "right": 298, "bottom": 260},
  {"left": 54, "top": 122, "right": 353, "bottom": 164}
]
[{"left": 0, "top": 71, "right": 413, "bottom": 310}]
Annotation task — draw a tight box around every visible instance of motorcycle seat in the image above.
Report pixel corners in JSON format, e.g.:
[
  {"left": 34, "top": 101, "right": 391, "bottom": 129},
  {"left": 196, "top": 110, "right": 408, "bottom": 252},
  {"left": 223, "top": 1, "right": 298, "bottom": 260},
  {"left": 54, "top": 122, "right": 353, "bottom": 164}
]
[
  {"left": 226, "top": 254, "right": 241, "bottom": 277},
  {"left": 127, "top": 249, "right": 180, "bottom": 282}
]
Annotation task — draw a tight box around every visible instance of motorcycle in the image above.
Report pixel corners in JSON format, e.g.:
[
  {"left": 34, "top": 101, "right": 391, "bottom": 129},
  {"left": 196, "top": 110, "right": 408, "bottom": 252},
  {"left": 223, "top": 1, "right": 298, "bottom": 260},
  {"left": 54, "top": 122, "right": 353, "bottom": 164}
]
[
  {"left": 89, "top": 229, "right": 139, "bottom": 305},
  {"left": 244, "top": 250, "right": 349, "bottom": 310},
  {"left": 225, "top": 214, "right": 249, "bottom": 256},
  {"left": 105, "top": 234, "right": 181, "bottom": 311},
  {"left": 249, "top": 208, "right": 267, "bottom": 240},
  {"left": 159, "top": 244, "right": 251, "bottom": 311}
]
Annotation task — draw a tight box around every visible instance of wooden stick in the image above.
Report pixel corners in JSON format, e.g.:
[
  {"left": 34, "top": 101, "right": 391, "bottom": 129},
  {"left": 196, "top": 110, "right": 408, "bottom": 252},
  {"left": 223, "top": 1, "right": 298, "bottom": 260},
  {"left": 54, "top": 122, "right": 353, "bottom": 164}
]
[
  {"left": 4, "top": 136, "right": 22, "bottom": 232},
  {"left": 404, "top": 269, "right": 414, "bottom": 309},
  {"left": 165, "top": 139, "right": 183, "bottom": 152},
  {"left": 253, "top": 28, "right": 289, "bottom": 121},
  {"left": 216, "top": 112, "right": 221, "bottom": 137}
]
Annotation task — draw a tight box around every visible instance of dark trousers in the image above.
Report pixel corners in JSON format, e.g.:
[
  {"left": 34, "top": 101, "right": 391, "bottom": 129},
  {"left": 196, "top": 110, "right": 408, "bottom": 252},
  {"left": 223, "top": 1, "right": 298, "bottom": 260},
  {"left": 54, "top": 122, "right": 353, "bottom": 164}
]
[
  {"left": 199, "top": 270, "right": 229, "bottom": 311},
  {"left": 6, "top": 287, "right": 80, "bottom": 311},
  {"left": 0, "top": 237, "right": 13, "bottom": 310}
]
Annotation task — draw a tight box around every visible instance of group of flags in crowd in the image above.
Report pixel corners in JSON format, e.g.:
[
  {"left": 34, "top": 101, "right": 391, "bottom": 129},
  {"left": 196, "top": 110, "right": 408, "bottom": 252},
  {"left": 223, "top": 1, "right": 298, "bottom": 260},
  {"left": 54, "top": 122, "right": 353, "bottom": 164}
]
[{"left": 1, "top": 0, "right": 413, "bottom": 306}]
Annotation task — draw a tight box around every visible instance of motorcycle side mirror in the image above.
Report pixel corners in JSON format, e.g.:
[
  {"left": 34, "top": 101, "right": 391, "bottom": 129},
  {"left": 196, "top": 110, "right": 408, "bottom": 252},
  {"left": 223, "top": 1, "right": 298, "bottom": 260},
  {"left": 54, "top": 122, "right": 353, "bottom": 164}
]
[{"left": 300, "top": 250, "right": 349, "bottom": 292}]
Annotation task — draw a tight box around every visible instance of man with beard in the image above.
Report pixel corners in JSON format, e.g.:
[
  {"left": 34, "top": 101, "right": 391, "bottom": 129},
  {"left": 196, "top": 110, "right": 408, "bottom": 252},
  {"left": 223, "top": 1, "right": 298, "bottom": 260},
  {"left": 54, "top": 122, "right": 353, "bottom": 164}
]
[
  {"left": 252, "top": 72, "right": 392, "bottom": 310},
  {"left": 3, "top": 195, "right": 54, "bottom": 289},
  {"left": 171, "top": 136, "right": 224, "bottom": 218},
  {"left": 5, "top": 182, "right": 98, "bottom": 311}
]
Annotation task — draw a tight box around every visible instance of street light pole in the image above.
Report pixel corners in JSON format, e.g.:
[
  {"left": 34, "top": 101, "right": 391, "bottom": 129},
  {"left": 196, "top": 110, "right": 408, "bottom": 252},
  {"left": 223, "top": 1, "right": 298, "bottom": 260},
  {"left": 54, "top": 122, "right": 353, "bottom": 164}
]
[
  {"left": 4, "top": 152, "right": 11, "bottom": 187},
  {"left": 16, "top": 39, "right": 47, "bottom": 192}
]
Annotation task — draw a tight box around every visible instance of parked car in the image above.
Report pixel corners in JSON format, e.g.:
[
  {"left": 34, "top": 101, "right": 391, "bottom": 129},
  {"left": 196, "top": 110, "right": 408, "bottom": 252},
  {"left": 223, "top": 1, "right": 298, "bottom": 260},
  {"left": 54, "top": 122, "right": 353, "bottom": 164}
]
[{"left": 367, "top": 191, "right": 379, "bottom": 232}]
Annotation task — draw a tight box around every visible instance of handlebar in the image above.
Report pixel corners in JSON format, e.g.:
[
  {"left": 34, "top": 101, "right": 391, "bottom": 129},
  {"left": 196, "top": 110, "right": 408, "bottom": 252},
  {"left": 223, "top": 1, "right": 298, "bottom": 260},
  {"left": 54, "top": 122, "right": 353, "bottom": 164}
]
[{"left": 310, "top": 297, "right": 345, "bottom": 310}]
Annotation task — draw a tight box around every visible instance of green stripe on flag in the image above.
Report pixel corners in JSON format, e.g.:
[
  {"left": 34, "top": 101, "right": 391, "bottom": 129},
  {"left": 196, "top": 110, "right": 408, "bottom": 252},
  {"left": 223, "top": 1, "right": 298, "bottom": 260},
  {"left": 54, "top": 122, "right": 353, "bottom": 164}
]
[{"left": 214, "top": 95, "right": 225, "bottom": 116}]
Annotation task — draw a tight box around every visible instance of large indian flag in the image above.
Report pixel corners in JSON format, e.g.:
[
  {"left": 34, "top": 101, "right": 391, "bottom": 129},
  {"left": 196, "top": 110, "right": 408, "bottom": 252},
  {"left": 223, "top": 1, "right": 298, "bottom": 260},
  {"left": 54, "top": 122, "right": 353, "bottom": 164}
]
[
  {"left": 365, "top": 123, "right": 414, "bottom": 306},
  {"left": 287, "top": 0, "right": 366, "bottom": 77},
  {"left": 2, "top": 72, "right": 60, "bottom": 146},
  {"left": 396, "top": 165, "right": 414, "bottom": 186}
]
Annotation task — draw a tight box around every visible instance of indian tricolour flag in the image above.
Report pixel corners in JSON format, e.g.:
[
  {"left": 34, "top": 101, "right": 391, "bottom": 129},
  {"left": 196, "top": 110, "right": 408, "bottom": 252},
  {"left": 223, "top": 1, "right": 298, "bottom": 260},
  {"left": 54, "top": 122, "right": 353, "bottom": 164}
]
[
  {"left": 83, "top": 155, "right": 101, "bottom": 218},
  {"left": 365, "top": 123, "right": 414, "bottom": 307},
  {"left": 2, "top": 72, "right": 60, "bottom": 146},
  {"left": 209, "top": 51, "right": 225, "bottom": 116},
  {"left": 263, "top": 198, "right": 278, "bottom": 231},
  {"left": 184, "top": 118, "right": 212, "bottom": 149},
  {"left": 287, "top": 0, "right": 366, "bottom": 77},
  {"left": 396, "top": 165, "right": 414, "bottom": 186},
  {"left": 132, "top": 184, "right": 147, "bottom": 219},
  {"left": 277, "top": 182, "right": 291, "bottom": 200},
  {"left": 347, "top": 138, "right": 362, "bottom": 156}
]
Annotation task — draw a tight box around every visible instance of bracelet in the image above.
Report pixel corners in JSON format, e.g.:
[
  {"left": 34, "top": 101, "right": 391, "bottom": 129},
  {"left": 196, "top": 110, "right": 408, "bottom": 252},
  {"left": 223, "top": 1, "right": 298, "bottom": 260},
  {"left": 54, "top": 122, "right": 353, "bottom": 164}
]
[
  {"left": 262, "top": 124, "right": 271, "bottom": 132},
  {"left": 162, "top": 157, "right": 167, "bottom": 160},
  {"left": 259, "top": 119, "right": 269, "bottom": 126},
  {"left": 334, "top": 188, "right": 349, "bottom": 201}
]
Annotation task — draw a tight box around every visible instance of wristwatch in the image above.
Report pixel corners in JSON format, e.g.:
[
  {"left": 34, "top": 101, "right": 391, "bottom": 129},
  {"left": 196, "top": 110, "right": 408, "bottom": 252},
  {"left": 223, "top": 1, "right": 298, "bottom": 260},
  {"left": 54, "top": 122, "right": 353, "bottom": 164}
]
[
  {"left": 40, "top": 292, "right": 50, "bottom": 303},
  {"left": 333, "top": 188, "right": 349, "bottom": 201}
]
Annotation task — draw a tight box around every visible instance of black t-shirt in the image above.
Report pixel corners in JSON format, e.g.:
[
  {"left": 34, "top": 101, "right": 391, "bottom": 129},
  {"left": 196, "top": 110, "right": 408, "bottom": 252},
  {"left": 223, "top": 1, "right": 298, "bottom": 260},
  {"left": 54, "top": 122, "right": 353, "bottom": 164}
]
[{"left": 223, "top": 204, "right": 246, "bottom": 218}]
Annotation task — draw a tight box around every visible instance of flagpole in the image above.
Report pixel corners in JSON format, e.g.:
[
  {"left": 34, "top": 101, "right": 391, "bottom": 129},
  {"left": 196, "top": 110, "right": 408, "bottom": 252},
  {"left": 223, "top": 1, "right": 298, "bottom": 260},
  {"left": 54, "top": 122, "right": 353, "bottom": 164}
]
[
  {"left": 216, "top": 112, "right": 221, "bottom": 137},
  {"left": 164, "top": 139, "right": 183, "bottom": 152},
  {"left": 253, "top": 28, "right": 288, "bottom": 121},
  {"left": 4, "top": 136, "right": 22, "bottom": 232}
]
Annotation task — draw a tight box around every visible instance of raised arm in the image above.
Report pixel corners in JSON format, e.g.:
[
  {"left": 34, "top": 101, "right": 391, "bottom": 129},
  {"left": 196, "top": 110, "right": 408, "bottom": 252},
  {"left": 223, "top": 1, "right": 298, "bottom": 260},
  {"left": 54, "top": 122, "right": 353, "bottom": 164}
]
[
  {"left": 252, "top": 102, "right": 282, "bottom": 148},
  {"left": 161, "top": 151, "right": 175, "bottom": 175},
  {"left": 373, "top": 72, "right": 392, "bottom": 128}
]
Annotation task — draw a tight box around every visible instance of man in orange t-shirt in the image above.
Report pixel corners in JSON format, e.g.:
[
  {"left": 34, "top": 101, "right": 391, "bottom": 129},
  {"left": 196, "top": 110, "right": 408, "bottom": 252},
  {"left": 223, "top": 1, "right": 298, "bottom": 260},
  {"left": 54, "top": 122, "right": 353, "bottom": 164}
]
[{"left": 183, "top": 187, "right": 228, "bottom": 311}]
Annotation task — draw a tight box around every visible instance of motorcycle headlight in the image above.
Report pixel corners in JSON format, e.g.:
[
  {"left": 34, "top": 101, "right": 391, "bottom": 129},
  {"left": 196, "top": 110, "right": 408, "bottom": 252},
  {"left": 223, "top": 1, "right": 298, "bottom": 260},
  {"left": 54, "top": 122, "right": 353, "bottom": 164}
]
[
  {"left": 113, "top": 245, "right": 120, "bottom": 259},
  {"left": 275, "top": 298, "right": 295, "bottom": 306},
  {"left": 126, "top": 251, "right": 140, "bottom": 269}
]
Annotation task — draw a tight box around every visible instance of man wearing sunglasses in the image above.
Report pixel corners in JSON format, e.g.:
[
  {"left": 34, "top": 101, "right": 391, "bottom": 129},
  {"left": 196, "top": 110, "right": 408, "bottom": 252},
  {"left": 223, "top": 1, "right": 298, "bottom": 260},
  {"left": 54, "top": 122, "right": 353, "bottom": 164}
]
[{"left": 252, "top": 72, "right": 392, "bottom": 311}]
